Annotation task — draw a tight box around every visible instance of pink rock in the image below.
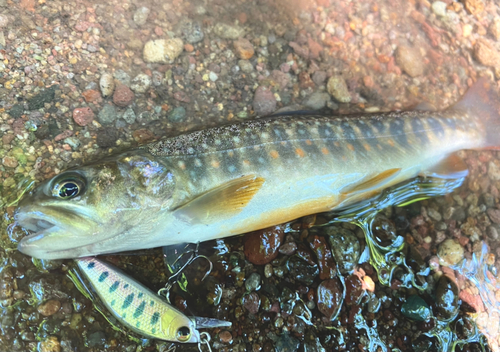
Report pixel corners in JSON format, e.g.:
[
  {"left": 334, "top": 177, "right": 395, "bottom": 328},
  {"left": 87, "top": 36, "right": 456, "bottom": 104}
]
[
  {"left": 54, "top": 130, "right": 73, "bottom": 142},
  {"left": 75, "top": 21, "right": 91, "bottom": 32},
  {"left": 72, "top": 108, "right": 94, "bottom": 127},
  {"left": 113, "top": 84, "right": 135, "bottom": 107},
  {"left": 459, "top": 288, "right": 485, "bottom": 313},
  {"left": 308, "top": 38, "right": 323, "bottom": 59}
]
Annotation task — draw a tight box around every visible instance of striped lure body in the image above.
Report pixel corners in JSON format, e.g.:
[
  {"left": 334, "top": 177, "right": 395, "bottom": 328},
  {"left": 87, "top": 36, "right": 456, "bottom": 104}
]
[
  {"left": 15, "top": 78, "right": 500, "bottom": 259},
  {"left": 76, "top": 257, "right": 199, "bottom": 343}
]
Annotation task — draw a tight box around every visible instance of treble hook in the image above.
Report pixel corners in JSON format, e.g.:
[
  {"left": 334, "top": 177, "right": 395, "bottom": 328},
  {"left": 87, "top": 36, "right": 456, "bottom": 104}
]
[{"left": 158, "top": 243, "right": 213, "bottom": 302}]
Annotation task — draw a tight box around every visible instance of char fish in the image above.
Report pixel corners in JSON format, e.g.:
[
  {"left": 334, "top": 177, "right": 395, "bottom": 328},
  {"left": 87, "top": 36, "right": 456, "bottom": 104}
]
[{"left": 14, "top": 78, "right": 500, "bottom": 259}]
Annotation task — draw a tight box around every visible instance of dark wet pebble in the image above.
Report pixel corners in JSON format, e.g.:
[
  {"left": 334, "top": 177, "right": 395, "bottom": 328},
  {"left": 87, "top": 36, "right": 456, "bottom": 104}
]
[
  {"left": 242, "top": 292, "right": 260, "bottom": 314},
  {"left": 86, "top": 330, "right": 106, "bottom": 348},
  {"left": 28, "top": 85, "right": 57, "bottom": 110},
  {"left": 286, "top": 256, "right": 319, "bottom": 286},
  {"left": 279, "top": 241, "right": 297, "bottom": 255},
  {"left": 309, "top": 235, "right": 336, "bottom": 279},
  {"left": 434, "top": 275, "right": 459, "bottom": 321},
  {"left": 316, "top": 278, "right": 343, "bottom": 320},
  {"left": 244, "top": 225, "right": 284, "bottom": 265},
  {"left": 326, "top": 226, "right": 360, "bottom": 274},
  {"left": 245, "top": 272, "right": 261, "bottom": 292},
  {"left": 401, "top": 295, "right": 431, "bottom": 322},
  {"left": 96, "top": 128, "right": 118, "bottom": 148},
  {"left": 29, "top": 277, "right": 69, "bottom": 301},
  {"left": 37, "top": 299, "right": 61, "bottom": 316},
  {"left": 98, "top": 104, "right": 117, "bottom": 125},
  {"left": 8, "top": 104, "right": 24, "bottom": 118},
  {"left": 372, "top": 215, "right": 401, "bottom": 248},
  {"left": 253, "top": 86, "right": 276, "bottom": 116},
  {"left": 275, "top": 332, "right": 300, "bottom": 352},
  {"left": 168, "top": 106, "right": 186, "bottom": 122},
  {"left": 344, "top": 274, "right": 364, "bottom": 306}
]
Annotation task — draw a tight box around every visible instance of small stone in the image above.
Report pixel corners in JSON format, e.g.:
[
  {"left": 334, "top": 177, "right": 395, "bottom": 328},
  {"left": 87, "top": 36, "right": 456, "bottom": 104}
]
[
  {"left": 238, "top": 59, "right": 253, "bottom": 73},
  {"left": 0, "top": 14, "right": 8, "bottom": 28},
  {"left": 427, "top": 208, "right": 442, "bottom": 221},
  {"left": 488, "top": 161, "right": 500, "bottom": 180},
  {"left": 275, "top": 333, "right": 300, "bottom": 352},
  {"left": 474, "top": 39, "right": 500, "bottom": 68},
  {"left": 219, "top": 331, "right": 232, "bottom": 344},
  {"left": 82, "top": 89, "right": 101, "bottom": 103},
  {"left": 8, "top": 104, "right": 24, "bottom": 118},
  {"left": 253, "top": 86, "right": 277, "bottom": 116},
  {"left": 122, "top": 107, "right": 136, "bottom": 124},
  {"left": 38, "top": 299, "right": 61, "bottom": 316},
  {"left": 213, "top": 23, "right": 244, "bottom": 39},
  {"left": 305, "top": 92, "right": 329, "bottom": 110},
  {"left": 28, "top": 85, "right": 57, "bottom": 110},
  {"left": 87, "top": 331, "right": 106, "bottom": 348},
  {"left": 434, "top": 275, "right": 459, "bottom": 321},
  {"left": 344, "top": 274, "right": 364, "bottom": 306},
  {"left": 401, "top": 295, "right": 431, "bottom": 322},
  {"left": 286, "top": 256, "right": 319, "bottom": 285},
  {"left": 98, "top": 104, "right": 117, "bottom": 125},
  {"left": 2, "top": 156, "right": 17, "bottom": 168},
  {"left": 244, "top": 225, "right": 284, "bottom": 265},
  {"left": 233, "top": 38, "right": 254, "bottom": 59},
  {"left": 487, "top": 208, "right": 500, "bottom": 224},
  {"left": 245, "top": 273, "right": 261, "bottom": 292},
  {"left": 143, "top": 38, "right": 184, "bottom": 64},
  {"left": 487, "top": 225, "right": 499, "bottom": 241},
  {"left": 96, "top": 129, "right": 118, "bottom": 148},
  {"left": 490, "top": 19, "right": 500, "bottom": 41},
  {"left": 431, "top": 1, "right": 447, "bottom": 16},
  {"left": 178, "top": 19, "right": 204, "bottom": 44},
  {"left": 464, "top": 0, "right": 484, "bottom": 15},
  {"left": 327, "top": 227, "right": 360, "bottom": 274},
  {"left": 327, "top": 76, "right": 351, "bottom": 103},
  {"left": 38, "top": 336, "right": 61, "bottom": 352},
  {"left": 72, "top": 107, "right": 94, "bottom": 126},
  {"left": 168, "top": 106, "right": 186, "bottom": 122},
  {"left": 113, "top": 84, "right": 135, "bottom": 107},
  {"left": 316, "top": 279, "right": 343, "bottom": 320},
  {"left": 133, "top": 6, "right": 150, "bottom": 26},
  {"left": 132, "top": 129, "right": 155, "bottom": 143},
  {"left": 310, "top": 235, "right": 336, "bottom": 280},
  {"left": 396, "top": 46, "right": 425, "bottom": 77},
  {"left": 114, "top": 70, "right": 131, "bottom": 86},
  {"left": 209, "top": 72, "right": 218, "bottom": 82},
  {"left": 463, "top": 24, "right": 473, "bottom": 38},
  {"left": 437, "top": 239, "right": 464, "bottom": 267},
  {"left": 242, "top": 292, "right": 260, "bottom": 314},
  {"left": 64, "top": 137, "right": 80, "bottom": 150},
  {"left": 99, "top": 73, "right": 115, "bottom": 97},
  {"left": 264, "top": 264, "right": 273, "bottom": 278},
  {"left": 312, "top": 71, "right": 327, "bottom": 86},
  {"left": 130, "top": 73, "right": 152, "bottom": 94},
  {"left": 279, "top": 241, "right": 297, "bottom": 255}
]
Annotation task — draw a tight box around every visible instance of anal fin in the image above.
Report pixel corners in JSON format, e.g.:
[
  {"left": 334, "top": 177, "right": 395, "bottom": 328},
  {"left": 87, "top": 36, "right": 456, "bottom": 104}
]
[
  {"left": 420, "top": 153, "right": 469, "bottom": 179},
  {"left": 173, "top": 175, "right": 265, "bottom": 224},
  {"left": 341, "top": 168, "right": 402, "bottom": 197}
]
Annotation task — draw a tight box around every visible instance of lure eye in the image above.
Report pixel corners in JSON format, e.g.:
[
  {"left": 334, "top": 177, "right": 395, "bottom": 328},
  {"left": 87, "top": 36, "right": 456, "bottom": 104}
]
[
  {"left": 176, "top": 326, "right": 191, "bottom": 342},
  {"left": 51, "top": 174, "right": 85, "bottom": 199}
]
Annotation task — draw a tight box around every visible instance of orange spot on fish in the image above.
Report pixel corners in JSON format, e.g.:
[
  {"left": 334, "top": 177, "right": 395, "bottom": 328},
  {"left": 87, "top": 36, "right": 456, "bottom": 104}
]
[
  {"left": 334, "top": 141, "right": 340, "bottom": 147},
  {"left": 387, "top": 139, "right": 395, "bottom": 147},
  {"left": 295, "top": 148, "right": 306, "bottom": 157},
  {"left": 363, "top": 143, "right": 371, "bottom": 152},
  {"left": 305, "top": 139, "right": 312, "bottom": 145},
  {"left": 211, "top": 160, "right": 220, "bottom": 168},
  {"left": 228, "top": 151, "right": 234, "bottom": 157},
  {"left": 178, "top": 162, "right": 186, "bottom": 170},
  {"left": 321, "top": 147, "right": 329, "bottom": 155},
  {"left": 347, "top": 143, "right": 355, "bottom": 152},
  {"left": 243, "top": 160, "right": 251, "bottom": 166},
  {"left": 270, "top": 150, "right": 280, "bottom": 159}
]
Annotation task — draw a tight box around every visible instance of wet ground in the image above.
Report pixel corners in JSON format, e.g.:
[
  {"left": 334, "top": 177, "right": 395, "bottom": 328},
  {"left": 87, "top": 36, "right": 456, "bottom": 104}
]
[{"left": 1, "top": 0, "right": 500, "bottom": 351}]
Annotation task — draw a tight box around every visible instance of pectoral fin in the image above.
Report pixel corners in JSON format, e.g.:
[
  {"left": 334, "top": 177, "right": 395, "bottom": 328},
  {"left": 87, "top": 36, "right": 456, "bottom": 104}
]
[
  {"left": 421, "top": 153, "right": 469, "bottom": 179},
  {"left": 341, "top": 168, "right": 402, "bottom": 197},
  {"left": 174, "top": 175, "right": 265, "bottom": 224}
]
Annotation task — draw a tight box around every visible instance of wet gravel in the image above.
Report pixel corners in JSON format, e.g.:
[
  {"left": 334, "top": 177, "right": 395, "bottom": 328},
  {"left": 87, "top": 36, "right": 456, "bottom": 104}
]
[{"left": 1, "top": 0, "right": 500, "bottom": 351}]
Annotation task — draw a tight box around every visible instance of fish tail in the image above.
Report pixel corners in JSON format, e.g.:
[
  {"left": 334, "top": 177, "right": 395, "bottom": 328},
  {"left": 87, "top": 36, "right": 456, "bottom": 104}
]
[{"left": 451, "top": 77, "right": 500, "bottom": 149}]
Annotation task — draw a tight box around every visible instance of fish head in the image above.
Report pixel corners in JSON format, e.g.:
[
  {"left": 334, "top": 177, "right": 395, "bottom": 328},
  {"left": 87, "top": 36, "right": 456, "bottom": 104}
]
[
  {"left": 160, "top": 313, "right": 200, "bottom": 343},
  {"left": 15, "top": 151, "right": 176, "bottom": 259}
]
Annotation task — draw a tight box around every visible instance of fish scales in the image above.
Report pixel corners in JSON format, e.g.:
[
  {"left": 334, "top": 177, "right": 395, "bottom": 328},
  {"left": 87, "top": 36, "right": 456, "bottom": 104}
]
[
  {"left": 14, "top": 78, "right": 500, "bottom": 259},
  {"left": 77, "top": 257, "right": 199, "bottom": 343}
]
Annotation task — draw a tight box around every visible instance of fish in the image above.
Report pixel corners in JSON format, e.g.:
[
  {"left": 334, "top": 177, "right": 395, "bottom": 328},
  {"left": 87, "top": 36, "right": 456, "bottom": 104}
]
[
  {"left": 74, "top": 257, "right": 230, "bottom": 343},
  {"left": 14, "top": 77, "right": 500, "bottom": 260}
]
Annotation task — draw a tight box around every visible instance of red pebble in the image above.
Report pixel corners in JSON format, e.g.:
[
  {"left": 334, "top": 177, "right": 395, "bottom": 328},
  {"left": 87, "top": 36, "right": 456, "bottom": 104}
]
[
  {"left": 244, "top": 225, "right": 285, "bottom": 265},
  {"left": 113, "top": 84, "right": 135, "bottom": 107},
  {"left": 72, "top": 107, "right": 94, "bottom": 126}
]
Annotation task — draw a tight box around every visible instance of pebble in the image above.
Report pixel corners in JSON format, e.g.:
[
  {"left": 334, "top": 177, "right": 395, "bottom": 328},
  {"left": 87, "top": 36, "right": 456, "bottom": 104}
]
[
  {"left": 474, "top": 39, "right": 499, "bottom": 68},
  {"left": 431, "top": 1, "right": 447, "bottom": 16},
  {"left": 309, "top": 235, "right": 336, "bottom": 280},
  {"left": 312, "top": 71, "right": 327, "bottom": 86},
  {"left": 427, "top": 207, "right": 442, "bottom": 222},
  {"left": 488, "top": 161, "right": 500, "bottom": 180},
  {"left": 233, "top": 38, "right": 254, "bottom": 59},
  {"left": 28, "top": 85, "right": 57, "bottom": 110},
  {"left": 8, "top": 104, "right": 24, "bottom": 118},
  {"left": 238, "top": 59, "right": 253, "bottom": 73},
  {"left": 487, "top": 208, "right": 500, "bottom": 224},
  {"left": 304, "top": 92, "right": 329, "bottom": 110},
  {"left": 219, "top": 331, "right": 233, "bottom": 344},
  {"left": 434, "top": 274, "right": 459, "bottom": 321},
  {"left": 82, "top": 89, "right": 101, "bottom": 103},
  {"left": 244, "top": 225, "right": 284, "bottom": 265},
  {"left": 2, "top": 156, "right": 18, "bottom": 168},
  {"left": 326, "top": 76, "right": 351, "bottom": 103},
  {"left": 178, "top": 19, "right": 204, "bottom": 44},
  {"left": 344, "top": 274, "right": 364, "bottom": 306},
  {"left": 327, "top": 227, "right": 360, "bottom": 274},
  {"left": 286, "top": 256, "right": 318, "bottom": 285},
  {"left": 253, "top": 86, "right": 277, "bottom": 116},
  {"left": 113, "top": 84, "right": 135, "bottom": 107},
  {"left": 264, "top": 264, "right": 273, "bottom": 278},
  {"left": 122, "top": 107, "right": 136, "bottom": 124},
  {"left": 143, "top": 38, "right": 184, "bottom": 64},
  {"left": 316, "top": 279, "right": 343, "bottom": 320},
  {"left": 130, "top": 74, "right": 152, "bottom": 94},
  {"left": 87, "top": 330, "right": 106, "bottom": 348},
  {"left": 487, "top": 225, "right": 499, "bottom": 241},
  {"left": 242, "top": 292, "right": 260, "bottom": 314},
  {"left": 98, "top": 104, "right": 117, "bottom": 125},
  {"left": 168, "top": 106, "right": 186, "bottom": 122},
  {"left": 0, "top": 14, "right": 8, "bottom": 28},
  {"left": 437, "top": 239, "right": 464, "bottom": 266},
  {"left": 133, "top": 6, "right": 150, "bottom": 26},
  {"left": 72, "top": 107, "right": 94, "bottom": 126},
  {"left": 490, "top": 19, "right": 500, "bottom": 41},
  {"left": 114, "top": 70, "right": 131, "bottom": 86},
  {"left": 396, "top": 46, "right": 425, "bottom": 77},
  {"left": 209, "top": 72, "right": 218, "bottom": 82},
  {"left": 213, "top": 23, "right": 244, "bottom": 39},
  {"left": 275, "top": 333, "right": 300, "bottom": 352},
  {"left": 401, "top": 295, "right": 431, "bottom": 322},
  {"left": 38, "top": 336, "right": 61, "bottom": 352},
  {"left": 245, "top": 273, "right": 261, "bottom": 292},
  {"left": 464, "top": 0, "right": 484, "bottom": 15},
  {"left": 99, "top": 73, "right": 115, "bottom": 97},
  {"left": 38, "top": 299, "right": 61, "bottom": 316}
]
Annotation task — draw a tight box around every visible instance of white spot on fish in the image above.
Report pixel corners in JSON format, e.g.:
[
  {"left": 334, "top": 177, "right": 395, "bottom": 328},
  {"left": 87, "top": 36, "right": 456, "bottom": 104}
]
[
  {"left": 228, "top": 165, "right": 236, "bottom": 173},
  {"left": 194, "top": 159, "right": 202, "bottom": 167},
  {"left": 298, "top": 129, "right": 305, "bottom": 135},
  {"left": 261, "top": 132, "right": 269, "bottom": 139},
  {"left": 177, "top": 161, "right": 185, "bottom": 169},
  {"left": 258, "top": 157, "right": 265, "bottom": 164},
  {"left": 202, "top": 143, "right": 208, "bottom": 149},
  {"left": 285, "top": 129, "right": 294, "bottom": 136},
  {"left": 233, "top": 136, "right": 241, "bottom": 143},
  {"left": 215, "top": 139, "right": 221, "bottom": 145},
  {"left": 187, "top": 147, "right": 195, "bottom": 154}
]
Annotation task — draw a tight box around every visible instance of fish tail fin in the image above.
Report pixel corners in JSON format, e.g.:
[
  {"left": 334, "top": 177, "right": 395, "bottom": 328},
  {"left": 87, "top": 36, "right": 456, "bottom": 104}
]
[{"left": 451, "top": 77, "right": 500, "bottom": 149}]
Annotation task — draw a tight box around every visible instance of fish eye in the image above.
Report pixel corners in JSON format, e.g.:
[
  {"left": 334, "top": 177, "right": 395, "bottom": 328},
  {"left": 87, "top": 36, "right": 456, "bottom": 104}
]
[
  {"left": 176, "top": 326, "right": 191, "bottom": 342},
  {"left": 51, "top": 174, "right": 85, "bottom": 200}
]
